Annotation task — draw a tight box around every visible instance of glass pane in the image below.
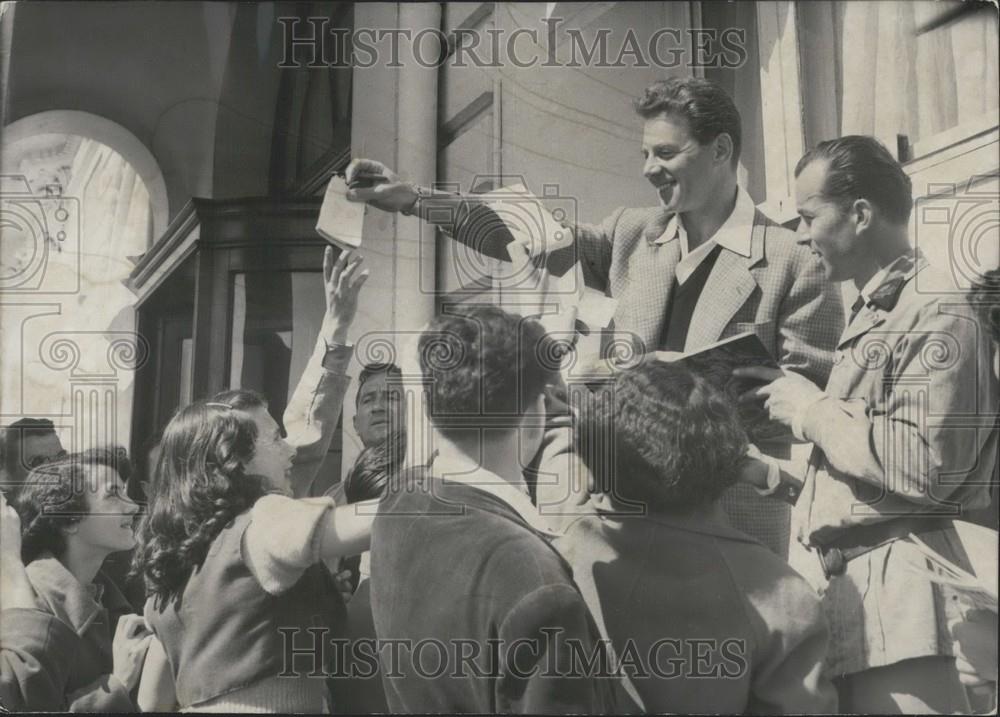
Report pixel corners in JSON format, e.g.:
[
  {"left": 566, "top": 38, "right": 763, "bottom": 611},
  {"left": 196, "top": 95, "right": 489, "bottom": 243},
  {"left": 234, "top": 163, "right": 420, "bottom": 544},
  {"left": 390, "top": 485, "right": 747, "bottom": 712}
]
[
  {"left": 229, "top": 269, "right": 341, "bottom": 493},
  {"left": 230, "top": 270, "right": 325, "bottom": 425}
]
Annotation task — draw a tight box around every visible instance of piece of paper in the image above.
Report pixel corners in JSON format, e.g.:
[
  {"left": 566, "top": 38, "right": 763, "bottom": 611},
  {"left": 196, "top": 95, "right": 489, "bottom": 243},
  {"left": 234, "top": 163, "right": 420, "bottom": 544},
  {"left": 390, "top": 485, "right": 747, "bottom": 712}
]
[
  {"left": 903, "top": 532, "right": 998, "bottom": 613},
  {"left": 577, "top": 288, "right": 617, "bottom": 331},
  {"left": 316, "top": 176, "right": 365, "bottom": 250}
]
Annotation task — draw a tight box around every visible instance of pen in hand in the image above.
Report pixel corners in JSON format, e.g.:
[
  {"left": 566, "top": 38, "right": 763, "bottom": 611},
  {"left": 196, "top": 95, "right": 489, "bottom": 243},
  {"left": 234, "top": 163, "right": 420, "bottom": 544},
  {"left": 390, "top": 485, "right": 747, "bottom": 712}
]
[{"left": 335, "top": 169, "right": 390, "bottom": 190}]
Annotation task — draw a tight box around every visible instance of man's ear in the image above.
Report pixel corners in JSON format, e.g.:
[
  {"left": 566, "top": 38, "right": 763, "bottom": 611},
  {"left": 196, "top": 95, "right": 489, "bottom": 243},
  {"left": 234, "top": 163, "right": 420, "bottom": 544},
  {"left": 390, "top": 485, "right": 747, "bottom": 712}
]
[
  {"left": 714, "top": 133, "right": 734, "bottom": 166},
  {"left": 62, "top": 523, "right": 79, "bottom": 536},
  {"left": 853, "top": 198, "right": 874, "bottom": 233}
]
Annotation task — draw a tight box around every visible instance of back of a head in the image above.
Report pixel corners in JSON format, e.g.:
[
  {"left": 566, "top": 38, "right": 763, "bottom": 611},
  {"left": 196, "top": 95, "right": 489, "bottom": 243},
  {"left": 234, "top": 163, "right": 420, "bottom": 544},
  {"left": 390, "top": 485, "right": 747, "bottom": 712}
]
[
  {"left": 579, "top": 362, "right": 748, "bottom": 514},
  {"left": 134, "top": 392, "right": 267, "bottom": 603},
  {"left": 417, "top": 305, "right": 558, "bottom": 437},
  {"left": 2, "top": 418, "right": 61, "bottom": 486},
  {"left": 344, "top": 432, "right": 406, "bottom": 504},
  {"left": 635, "top": 77, "right": 742, "bottom": 167},
  {"left": 794, "top": 135, "right": 913, "bottom": 225}
]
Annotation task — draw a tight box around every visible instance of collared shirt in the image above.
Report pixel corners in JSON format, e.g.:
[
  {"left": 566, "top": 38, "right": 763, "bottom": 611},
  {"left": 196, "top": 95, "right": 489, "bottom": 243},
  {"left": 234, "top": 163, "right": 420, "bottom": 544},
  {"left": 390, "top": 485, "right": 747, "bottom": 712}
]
[
  {"left": 858, "top": 265, "right": 891, "bottom": 305},
  {"left": 660, "top": 186, "right": 756, "bottom": 285},
  {"left": 846, "top": 251, "right": 915, "bottom": 327},
  {"left": 437, "top": 469, "right": 562, "bottom": 537}
]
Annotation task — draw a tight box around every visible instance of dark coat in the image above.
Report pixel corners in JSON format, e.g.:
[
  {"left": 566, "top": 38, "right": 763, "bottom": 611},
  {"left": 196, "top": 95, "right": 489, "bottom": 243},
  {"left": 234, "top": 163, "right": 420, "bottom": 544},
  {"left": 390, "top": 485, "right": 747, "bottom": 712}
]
[{"left": 369, "top": 470, "right": 624, "bottom": 714}]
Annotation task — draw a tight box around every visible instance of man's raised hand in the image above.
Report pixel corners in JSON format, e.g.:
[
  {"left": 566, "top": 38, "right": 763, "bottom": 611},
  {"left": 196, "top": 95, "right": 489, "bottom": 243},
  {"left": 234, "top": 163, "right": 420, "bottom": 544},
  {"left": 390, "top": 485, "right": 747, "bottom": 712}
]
[
  {"left": 321, "top": 247, "right": 370, "bottom": 346},
  {"left": 344, "top": 158, "right": 419, "bottom": 214}
]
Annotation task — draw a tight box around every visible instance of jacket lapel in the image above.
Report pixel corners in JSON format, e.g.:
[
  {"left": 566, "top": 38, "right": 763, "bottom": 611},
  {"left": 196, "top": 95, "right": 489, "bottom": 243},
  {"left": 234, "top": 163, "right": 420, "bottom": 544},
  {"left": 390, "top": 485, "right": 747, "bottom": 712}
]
[
  {"left": 684, "top": 213, "right": 765, "bottom": 349},
  {"left": 836, "top": 307, "right": 887, "bottom": 349},
  {"left": 26, "top": 555, "right": 104, "bottom": 636},
  {"left": 836, "top": 252, "right": 925, "bottom": 350},
  {"left": 617, "top": 210, "right": 680, "bottom": 353}
]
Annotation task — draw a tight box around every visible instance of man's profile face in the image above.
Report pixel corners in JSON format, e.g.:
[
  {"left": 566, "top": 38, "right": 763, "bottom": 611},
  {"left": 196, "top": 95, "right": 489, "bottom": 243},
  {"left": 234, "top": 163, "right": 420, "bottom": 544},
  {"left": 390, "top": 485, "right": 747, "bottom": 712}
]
[
  {"left": 794, "top": 159, "right": 861, "bottom": 282},
  {"left": 354, "top": 371, "right": 402, "bottom": 447},
  {"left": 641, "top": 113, "right": 718, "bottom": 215}
]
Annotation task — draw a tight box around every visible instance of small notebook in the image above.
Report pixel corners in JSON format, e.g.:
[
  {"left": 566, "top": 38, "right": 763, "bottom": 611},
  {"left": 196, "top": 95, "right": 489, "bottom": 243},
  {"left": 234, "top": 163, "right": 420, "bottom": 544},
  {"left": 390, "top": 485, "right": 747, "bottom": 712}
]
[{"left": 316, "top": 176, "right": 365, "bottom": 251}]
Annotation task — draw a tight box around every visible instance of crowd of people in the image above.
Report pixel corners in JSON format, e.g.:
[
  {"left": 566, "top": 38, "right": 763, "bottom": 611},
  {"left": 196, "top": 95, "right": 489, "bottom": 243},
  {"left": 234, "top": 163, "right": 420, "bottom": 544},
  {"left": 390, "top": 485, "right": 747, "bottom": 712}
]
[{"left": 1, "top": 77, "right": 998, "bottom": 714}]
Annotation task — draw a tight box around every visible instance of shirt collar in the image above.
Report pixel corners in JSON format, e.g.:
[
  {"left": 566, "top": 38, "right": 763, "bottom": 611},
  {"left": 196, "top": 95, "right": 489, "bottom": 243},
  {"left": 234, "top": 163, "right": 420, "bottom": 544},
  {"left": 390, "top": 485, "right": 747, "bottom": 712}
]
[
  {"left": 656, "top": 186, "right": 756, "bottom": 257},
  {"left": 859, "top": 249, "right": 924, "bottom": 312},
  {"left": 439, "top": 472, "right": 562, "bottom": 537}
]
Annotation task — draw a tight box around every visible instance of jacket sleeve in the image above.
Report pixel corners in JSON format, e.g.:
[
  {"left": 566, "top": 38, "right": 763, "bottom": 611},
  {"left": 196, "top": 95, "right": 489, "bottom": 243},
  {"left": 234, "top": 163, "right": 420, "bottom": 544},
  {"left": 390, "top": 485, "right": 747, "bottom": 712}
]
[
  {"left": 556, "top": 208, "right": 624, "bottom": 294},
  {"left": 496, "top": 584, "right": 619, "bottom": 714},
  {"left": 66, "top": 673, "right": 136, "bottom": 712},
  {"left": 0, "top": 608, "right": 75, "bottom": 711},
  {"left": 242, "top": 494, "right": 337, "bottom": 595},
  {"left": 428, "top": 198, "right": 623, "bottom": 295},
  {"left": 745, "top": 575, "right": 838, "bottom": 714},
  {"left": 774, "top": 248, "right": 844, "bottom": 389},
  {"left": 283, "top": 342, "right": 354, "bottom": 498},
  {"left": 807, "top": 302, "right": 996, "bottom": 510},
  {"left": 529, "top": 378, "right": 599, "bottom": 528}
]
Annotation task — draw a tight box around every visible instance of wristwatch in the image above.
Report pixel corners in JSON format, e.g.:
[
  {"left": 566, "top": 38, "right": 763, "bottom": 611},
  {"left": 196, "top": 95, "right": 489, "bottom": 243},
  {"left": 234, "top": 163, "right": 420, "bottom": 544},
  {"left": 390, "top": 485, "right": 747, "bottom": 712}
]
[{"left": 400, "top": 184, "right": 427, "bottom": 217}]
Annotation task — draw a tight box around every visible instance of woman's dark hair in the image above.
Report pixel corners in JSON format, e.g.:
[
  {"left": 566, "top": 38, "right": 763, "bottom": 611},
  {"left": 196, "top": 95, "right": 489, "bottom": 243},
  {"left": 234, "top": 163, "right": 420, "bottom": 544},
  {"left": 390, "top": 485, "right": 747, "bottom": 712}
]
[
  {"left": 577, "top": 362, "right": 748, "bottom": 513},
  {"left": 344, "top": 432, "right": 406, "bottom": 504},
  {"left": 794, "top": 135, "right": 913, "bottom": 224},
  {"left": 14, "top": 447, "right": 133, "bottom": 564},
  {"left": 634, "top": 77, "right": 742, "bottom": 166},
  {"left": 132, "top": 390, "right": 268, "bottom": 606}
]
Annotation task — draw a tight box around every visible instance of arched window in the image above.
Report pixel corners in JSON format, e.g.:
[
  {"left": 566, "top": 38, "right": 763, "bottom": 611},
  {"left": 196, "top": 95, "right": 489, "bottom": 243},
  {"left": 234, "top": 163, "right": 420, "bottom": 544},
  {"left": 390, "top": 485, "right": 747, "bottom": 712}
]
[{"left": 1, "top": 111, "right": 169, "bottom": 453}]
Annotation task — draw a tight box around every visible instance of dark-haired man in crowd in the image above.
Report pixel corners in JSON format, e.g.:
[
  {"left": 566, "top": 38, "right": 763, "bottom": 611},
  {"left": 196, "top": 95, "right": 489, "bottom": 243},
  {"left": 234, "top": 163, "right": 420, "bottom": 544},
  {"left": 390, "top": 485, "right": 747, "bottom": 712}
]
[
  {"left": 346, "top": 77, "right": 843, "bottom": 554},
  {"left": 738, "top": 136, "right": 998, "bottom": 713},
  {"left": 1, "top": 419, "right": 67, "bottom": 493},
  {"left": 370, "top": 305, "right": 621, "bottom": 714},
  {"left": 353, "top": 363, "right": 404, "bottom": 450},
  {"left": 558, "top": 360, "right": 835, "bottom": 713}
]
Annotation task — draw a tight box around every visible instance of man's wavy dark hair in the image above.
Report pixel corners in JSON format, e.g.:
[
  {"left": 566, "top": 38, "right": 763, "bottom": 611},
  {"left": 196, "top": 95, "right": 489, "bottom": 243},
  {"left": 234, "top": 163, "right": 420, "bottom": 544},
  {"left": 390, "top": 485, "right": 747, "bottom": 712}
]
[
  {"left": 14, "top": 446, "right": 133, "bottom": 564},
  {"left": 634, "top": 77, "right": 742, "bottom": 167},
  {"left": 578, "top": 362, "right": 748, "bottom": 513},
  {"left": 418, "top": 305, "right": 558, "bottom": 437},
  {"left": 131, "top": 390, "right": 267, "bottom": 607},
  {"left": 356, "top": 363, "right": 403, "bottom": 407}
]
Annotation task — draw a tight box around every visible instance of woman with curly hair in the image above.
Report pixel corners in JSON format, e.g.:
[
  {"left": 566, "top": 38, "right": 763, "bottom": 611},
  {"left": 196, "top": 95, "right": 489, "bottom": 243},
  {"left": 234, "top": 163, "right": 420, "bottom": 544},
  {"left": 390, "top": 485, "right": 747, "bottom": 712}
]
[
  {"left": 5, "top": 448, "right": 150, "bottom": 711},
  {"left": 555, "top": 361, "right": 836, "bottom": 713},
  {"left": 132, "top": 388, "right": 377, "bottom": 713}
]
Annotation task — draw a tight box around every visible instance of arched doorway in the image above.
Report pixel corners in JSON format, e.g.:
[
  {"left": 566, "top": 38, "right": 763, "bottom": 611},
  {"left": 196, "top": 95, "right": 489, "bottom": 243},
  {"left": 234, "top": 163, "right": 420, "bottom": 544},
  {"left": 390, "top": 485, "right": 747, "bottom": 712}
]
[{"left": 1, "top": 111, "right": 168, "bottom": 457}]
